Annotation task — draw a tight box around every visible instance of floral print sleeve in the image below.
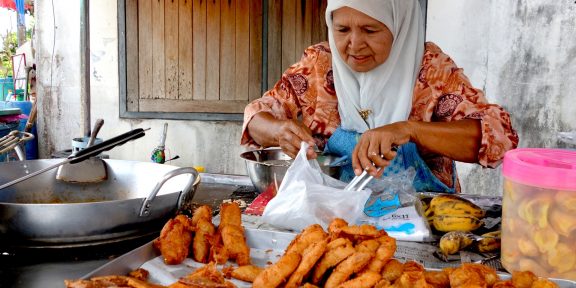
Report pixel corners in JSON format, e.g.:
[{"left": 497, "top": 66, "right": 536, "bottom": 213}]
[
  {"left": 411, "top": 42, "right": 519, "bottom": 169},
  {"left": 241, "top": 43, "right": 339, "bottom": 148}
]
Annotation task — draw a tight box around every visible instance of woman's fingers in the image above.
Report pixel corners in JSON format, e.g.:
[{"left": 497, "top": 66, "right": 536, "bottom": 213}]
[
  {"left": 352, "top": 137, "right": 382, "bottom": 177},
  {"left": 353, "top": 126, "right": 407, "bottom": 177},
  {"left": 277, "top": 120, "right": 315, "bottom": 159},
  {"left": 290, "top": 122, "right": 318, "bottom": 159},
  {"left": 379, "top": 144, "right": 398, "bottom": 161},
  {"left": 368, "top": 141, "right": 388, "bottom": 168}
]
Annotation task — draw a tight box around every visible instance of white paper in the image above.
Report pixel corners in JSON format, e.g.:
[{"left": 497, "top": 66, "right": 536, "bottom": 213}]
[{"left": 140, "top": 248, "right": 285, "bottom": 287}]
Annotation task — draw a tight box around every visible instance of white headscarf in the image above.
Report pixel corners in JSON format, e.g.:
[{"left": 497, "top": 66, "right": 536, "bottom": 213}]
[{"left": 326, "top": 0, "right": 425, "bottom": 132}]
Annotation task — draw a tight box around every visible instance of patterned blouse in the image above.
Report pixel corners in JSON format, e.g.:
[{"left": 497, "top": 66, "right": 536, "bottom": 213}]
[{"left": 241, "top": 42, "right": 519, "bottom": 189}]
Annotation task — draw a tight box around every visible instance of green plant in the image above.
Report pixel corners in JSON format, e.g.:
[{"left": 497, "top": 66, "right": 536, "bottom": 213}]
[
  {"left": 1, "top": 31, "right": 17, "bottom": 78},
  {"left": 0, "top": 28, "right": 33, "bottom": 79}
]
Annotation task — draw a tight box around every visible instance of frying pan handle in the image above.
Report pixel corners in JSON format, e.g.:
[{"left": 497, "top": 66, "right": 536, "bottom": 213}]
[
  {"left": 69, "top": 128, "right": 147, "bottom": 164},
  {"left": 139, "top": 167, "right": 200, "bottom": 217}
]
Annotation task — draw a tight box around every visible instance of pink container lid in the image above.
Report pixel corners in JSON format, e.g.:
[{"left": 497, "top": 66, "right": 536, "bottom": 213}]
[{"left": 503, "top": 148, "right": 576, "bottom": 191}]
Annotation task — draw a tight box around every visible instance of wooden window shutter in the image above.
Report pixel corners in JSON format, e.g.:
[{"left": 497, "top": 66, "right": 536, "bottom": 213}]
[{"left": 125, "top": 0, "right": 263, "bottom": 114}]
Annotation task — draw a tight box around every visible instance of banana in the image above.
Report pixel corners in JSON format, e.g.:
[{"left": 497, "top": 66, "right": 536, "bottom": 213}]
[
  {"left": 431, "top": 215, "right": 483, "bottom": 232},
  {"left": 428, "top": 194, "right": 464, "bottom": 212},
  {"left": 420, "top": 197, "right": 431, "bottom": 216},
  {"left": 427, "top": 195, "right": 485, "bottom": 219},
  {"left": 476, "top": 231, "right": 501, "bottom": 253},
  {"left": 434, "top": 200, "right": 486, "bottom": 219},
  {"left": 439, "top": 231, "right": 474, "bottom": 255},
  {"left": 424, "top": 206, "right": 434, "bottom": 218},
  {"left": 481, "top": 230, "right": 501, "bottom": 238}
]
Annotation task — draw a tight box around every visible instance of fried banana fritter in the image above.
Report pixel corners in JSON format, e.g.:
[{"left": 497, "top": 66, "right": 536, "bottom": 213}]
[
  {"left": 252, "top": 252, "right": 301, "bottom": 288},
  {"left": 154, "top": 215, "right": 194, "bottom": 265},
  {"left": 192, "top": 218, "right": 216, "bottom": 263}
]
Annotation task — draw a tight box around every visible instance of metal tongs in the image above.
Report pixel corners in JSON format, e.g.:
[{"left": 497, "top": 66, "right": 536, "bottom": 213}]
[
  {"left": 344, "top": 146, "right": 398, "bottom": 191},
  {"left": 344, "top": 169, "right": 378, "bottom": 191}
]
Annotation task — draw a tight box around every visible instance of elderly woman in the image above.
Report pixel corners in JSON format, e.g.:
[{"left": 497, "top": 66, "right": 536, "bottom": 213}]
[{"left": 241, "top": 0, "right": 518, "bottom": 193}]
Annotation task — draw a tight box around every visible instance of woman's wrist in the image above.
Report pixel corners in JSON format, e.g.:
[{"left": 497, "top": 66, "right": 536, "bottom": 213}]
[{"left": 403, "top": 120, "right": 419, "bottom": 144}]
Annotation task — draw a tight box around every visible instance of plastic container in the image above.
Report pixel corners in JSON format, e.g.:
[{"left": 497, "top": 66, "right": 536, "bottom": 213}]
[
  {"left": 72, "top": 136, "right": 103, "bottom": 153},
  {"left": 501, "top": 148, "right": 576, "bottom": 280}
]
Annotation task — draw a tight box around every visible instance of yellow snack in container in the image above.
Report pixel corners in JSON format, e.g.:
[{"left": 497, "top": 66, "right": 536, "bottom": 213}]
[{"left": 501, "top": 148, "right": 576, "bottom": 280}]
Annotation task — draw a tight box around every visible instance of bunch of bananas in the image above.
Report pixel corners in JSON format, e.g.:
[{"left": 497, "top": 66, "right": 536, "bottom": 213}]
[
  {"left": 424, "top": 195, "right": 501, "bottom": 256},
  {"left": 423, "top": 194, "right": 486, "bottom": 233},
  {"left": 439, "top": 230, "right": 501, "bottom": 256}
]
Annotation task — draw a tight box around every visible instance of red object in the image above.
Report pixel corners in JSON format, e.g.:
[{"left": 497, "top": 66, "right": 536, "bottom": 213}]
[
  {"left": 0, "top": 114, "right": 27, "bottom": 123},
  {"left": 0, "top": 0, "right": 16, "bottom": 10},
  {"left": 244, "top": 183, "right": 277, "bottom": 216},
  {"left": 0, "top": 0, "right": 32, "bottom": 11}
]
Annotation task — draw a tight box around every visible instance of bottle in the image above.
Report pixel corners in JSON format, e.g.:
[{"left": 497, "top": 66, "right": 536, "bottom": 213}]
[
  {"left": 6, "top": 89, "right": 13, "bottom": 101},
  {"left": 151, "top": 123, "right": 168, "bottom": 164}
]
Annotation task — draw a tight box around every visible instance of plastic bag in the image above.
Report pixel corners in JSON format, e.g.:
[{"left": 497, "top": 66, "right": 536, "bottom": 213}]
[
  {"left": 357, "top": 167, "right": 432, "bottom": 242},
  {"left": 262, "top": 142, "right": 372, "bottom": 232},
  {"left": 558, "top": 131, "right": 576, "bottom": 145}
]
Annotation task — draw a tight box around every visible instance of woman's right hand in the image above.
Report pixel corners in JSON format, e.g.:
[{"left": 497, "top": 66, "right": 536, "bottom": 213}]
[
  {"left": 275, "top": 120, "right": 316, "bottom": 159},
  {"left": 247, "top": 112, "right": 316, "bottom": 159},
  {"left": 352, "top": 121, "right": 412, "bottom": 177}
]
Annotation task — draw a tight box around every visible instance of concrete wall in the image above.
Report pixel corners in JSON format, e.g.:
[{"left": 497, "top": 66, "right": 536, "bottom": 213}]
[
  {"left": 34, "top": 0, "right": 576, "bottom": 194},
  {"left": 427, "top": 0, "right": 576, "bottom": 195}
]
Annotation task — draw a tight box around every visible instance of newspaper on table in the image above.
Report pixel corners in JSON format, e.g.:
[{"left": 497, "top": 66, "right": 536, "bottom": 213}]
[
  {"left": 237, "top": 214, "right": 504, "bottom": 270},
  {"left": 141, "top": 246, "right": 284, "bottom": 287}
]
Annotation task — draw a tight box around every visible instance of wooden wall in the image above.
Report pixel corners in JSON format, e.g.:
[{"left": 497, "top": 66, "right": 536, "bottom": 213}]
[
  {"left": 125, "top": 0, "right": 328, "bottom": 115},
  {"left": 267, "top": 0, "right": 328, "bottom": 88}
]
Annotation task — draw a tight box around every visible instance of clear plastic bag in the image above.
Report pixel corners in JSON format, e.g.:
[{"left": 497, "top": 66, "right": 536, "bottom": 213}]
[
  {"left": 558, "top": 131, "right": 576, "bottom": 145},
  {"left": 357, "top": 168, "right": 432, "bottom": 242},
  {"left": 261, "top": 143, "right": 372, "bottom": 231}
]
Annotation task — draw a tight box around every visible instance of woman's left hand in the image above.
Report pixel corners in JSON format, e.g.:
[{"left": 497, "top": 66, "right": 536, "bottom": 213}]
[{"left": 352, "top": 121, "right": 412, "bottom": 177}]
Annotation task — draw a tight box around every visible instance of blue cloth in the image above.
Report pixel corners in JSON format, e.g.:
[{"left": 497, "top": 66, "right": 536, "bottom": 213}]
[
  {"left": 16, "top": 0, "right": 26, "bottom": 26},
  {"left": 325, "top": 126, "right": 456, "bottom": 193}
]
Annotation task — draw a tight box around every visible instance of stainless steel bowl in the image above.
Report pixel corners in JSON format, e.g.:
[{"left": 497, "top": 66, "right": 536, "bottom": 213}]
[{"left": 240, "top": 147, "right": 343, "bottom": 193}]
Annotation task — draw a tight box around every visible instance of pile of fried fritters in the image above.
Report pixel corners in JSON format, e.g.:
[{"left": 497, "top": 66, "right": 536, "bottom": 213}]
[
  {"left": 66, "top": 203, "right": 560, "bottom": 288},
  {"left": 154, "top": 202, "right": 250, "bottom": 267}
]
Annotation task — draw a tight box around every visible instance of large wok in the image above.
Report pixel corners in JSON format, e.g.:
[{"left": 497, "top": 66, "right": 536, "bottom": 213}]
[{"left": 0, "top": 159, "right": 199, "bottom": 248}]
